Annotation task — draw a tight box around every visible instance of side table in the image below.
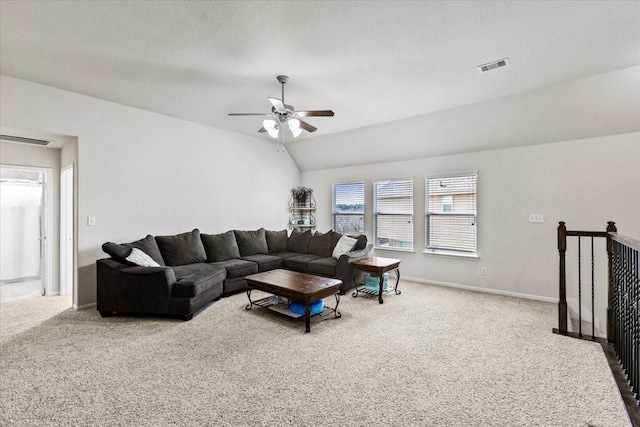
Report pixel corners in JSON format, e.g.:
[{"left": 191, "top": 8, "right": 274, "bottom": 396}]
[{"left": 352, "top": 257, "right": 401, "bottom": 304}]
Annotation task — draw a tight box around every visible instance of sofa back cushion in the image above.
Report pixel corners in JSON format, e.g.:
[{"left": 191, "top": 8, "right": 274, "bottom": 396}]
[
  {"left": 353, "top": 234, "right": 367, "bottom": 250},
  {"left": 155, "top": 229, "right": 207, "bottom": 266},
  {"left": 331, "top": 231, "right": 367, "bottom": 251},
  {"left": 288, "top": 229, "right": 312, "bottom": 253},
  {"left": 234, "top": 228, "right": 269, "bottom": 257},
  {"left": 308, "top": 231, "right": 333, "bottom": 258},
  {"left": 265, "top": 229, "right": 288, "bottom": 254},
  {"left": 102, "top": 234, "right": 166, "bottom": 266},
  {"left": 201, "top": 230, "right": 241, "bottom": 262}
]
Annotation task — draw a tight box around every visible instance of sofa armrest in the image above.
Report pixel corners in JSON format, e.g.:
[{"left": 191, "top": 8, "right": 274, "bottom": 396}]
[
  {"left": 335, "top": 243, "right": 373, "bottom": 292},
  {"left": 339, "top": 243, "right": 373, "bottom": 264},
  {"left": 97, "top": 258, "right": 176, "bottom": 314}
]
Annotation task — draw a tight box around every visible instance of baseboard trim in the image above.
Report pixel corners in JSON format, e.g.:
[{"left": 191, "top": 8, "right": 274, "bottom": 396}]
[
  {"left": 74, "top": 302, "right": 96, "bottom": 311},
  {"left": 402, "top": 276, "right": 558, "bottom": 303}
]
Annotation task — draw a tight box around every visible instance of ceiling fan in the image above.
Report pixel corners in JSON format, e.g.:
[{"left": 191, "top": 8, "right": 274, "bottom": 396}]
[{"left": 228, "top": 75, "right": 334, "bottom": 140}]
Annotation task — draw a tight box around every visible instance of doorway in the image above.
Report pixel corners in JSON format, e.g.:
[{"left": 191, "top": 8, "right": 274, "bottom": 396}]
[{"left": 0, "top": 166, "right": 52, "bottom": 302}]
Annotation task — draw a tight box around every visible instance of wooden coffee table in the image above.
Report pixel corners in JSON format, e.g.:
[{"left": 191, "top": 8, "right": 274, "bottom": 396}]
[
  {"left": 245, "top": 269, "right": 342, "bottom": 333},
  {"left": 352, "top": 257, "right": 401, "bottom": 304}
]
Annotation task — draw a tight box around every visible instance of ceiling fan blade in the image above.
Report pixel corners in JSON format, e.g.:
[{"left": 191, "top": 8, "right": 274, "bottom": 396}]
[
  {"left": 268, "top": 97, "right": 286, "bottom": 112},
  {"left": 228, "top": 113, "right": 268, "bottom": 116},
  {"left": 296, "top": 110, "right": 334, "bottom": 117},
  {"left": 258, "top": 127, "right": 267, "bottom": 133},
  {"left": 298, "top": 119, "right": 317, "bottom": 133}
]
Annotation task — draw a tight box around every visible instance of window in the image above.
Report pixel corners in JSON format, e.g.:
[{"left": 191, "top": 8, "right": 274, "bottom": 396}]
[
  {"left": 425, "top": 173, "right": 477, "bottom": 254},
  {"left": 373, "top": 179, "right": 413, "bottom": 250},
  {"left": 332, "top": 182, "right": 364, "bottom": 235}
]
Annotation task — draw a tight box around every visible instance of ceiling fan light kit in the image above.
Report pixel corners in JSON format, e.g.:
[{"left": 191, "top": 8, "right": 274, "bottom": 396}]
[{"left": 229, "top": 75, "right": 334, "bottom": 151}]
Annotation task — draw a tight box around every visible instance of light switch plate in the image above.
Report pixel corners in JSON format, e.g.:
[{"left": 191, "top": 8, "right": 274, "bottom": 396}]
[{"left": 87, "top": 216, "right": 96, "bottom": 226}]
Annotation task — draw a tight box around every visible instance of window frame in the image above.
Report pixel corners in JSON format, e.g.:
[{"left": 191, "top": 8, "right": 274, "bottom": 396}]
[
  {"left": 332, "top": 181, "right": 365, "bottom": 235},
  {"left": 424, "top": 172, "right": 478, "bottom": 257},
  {"left": 373, "top": 177, "right": 414, "bottom": 252}
]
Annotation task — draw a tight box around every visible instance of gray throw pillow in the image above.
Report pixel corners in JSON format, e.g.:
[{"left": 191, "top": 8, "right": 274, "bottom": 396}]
[
  {"left": 155, "top": 229, "right": 207, "bottom": 266},
  {"left": 288, "top": 229, "right": 312, "bottom": 253},
  {"left": 308, "top": 231, "right": 333, "bottom": 258},
  {"left": 102, "top": 234, "right": 166, "bottom": 266},
  {"left": 265, "top": 229, "right": 288, "bottom": 253},
  {"left": 201, "top": 230, "right": 241, "bottom": 262},
  {"left": 234, "top": 228, "right": 269, "bottom": 257}
]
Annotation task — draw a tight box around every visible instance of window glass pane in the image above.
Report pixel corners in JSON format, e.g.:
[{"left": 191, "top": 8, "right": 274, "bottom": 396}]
[
  {"left": 374, "top": 179, "right": 413, "bottom": 250},
  {"left": 333, "top": 182, "right": 364, "bottom": 234},
  {"left": 426, "top": 174, "right": 477, "bottom": 253}
]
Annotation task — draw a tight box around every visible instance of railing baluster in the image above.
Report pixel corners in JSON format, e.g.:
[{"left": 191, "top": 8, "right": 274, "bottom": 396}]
[
  {"left": 578, "top": 236, "right": 582, "bottom": 337},
  {"left": 591, "top": 236, "right": 595, "bottom": 340}
]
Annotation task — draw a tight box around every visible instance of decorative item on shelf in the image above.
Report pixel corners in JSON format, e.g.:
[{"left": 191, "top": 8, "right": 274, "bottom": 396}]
[{"left": 288, "top": 187, "right": 316, "bottom": 230}]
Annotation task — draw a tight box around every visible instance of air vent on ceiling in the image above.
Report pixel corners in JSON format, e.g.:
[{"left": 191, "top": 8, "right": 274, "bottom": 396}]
[
  {"left": 0, "top": 134, "right": 52, "bottom": 146},
  {"left": 477, "top": 57, "right": 510, "bottom": 73}
]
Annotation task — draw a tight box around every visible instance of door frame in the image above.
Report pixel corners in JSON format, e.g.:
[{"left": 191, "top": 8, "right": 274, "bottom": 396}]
[
  {"left": 0, "top": 164, "right": 53, "bottom": 296},
  {"left": 60, "top": 164, "right": 74, "bottom": 297}
]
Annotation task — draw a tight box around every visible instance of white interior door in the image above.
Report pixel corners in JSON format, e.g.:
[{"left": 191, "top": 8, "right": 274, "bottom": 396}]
[{"left": 0, "top": 166, "right": 46, "bottom": 301}]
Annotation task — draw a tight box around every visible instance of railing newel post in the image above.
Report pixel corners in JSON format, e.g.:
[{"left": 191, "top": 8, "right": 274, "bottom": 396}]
[{"left": 558, "top": 221, "right": 567, "bottom": 334}]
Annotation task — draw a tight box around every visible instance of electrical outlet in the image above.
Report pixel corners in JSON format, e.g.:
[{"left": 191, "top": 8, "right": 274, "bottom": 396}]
[
  {"left": 481, "top": 267, "right": 488, "bottom": 276},
  {"left": 529, "top": 213, "right": 544, "bottom": 223},
  {"left": 87, "top": 216, "right": 96, "bottom": 226}
]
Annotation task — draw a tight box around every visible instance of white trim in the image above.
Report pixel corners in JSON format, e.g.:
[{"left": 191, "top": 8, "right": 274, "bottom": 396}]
[
  {"left": 60, "top": 164, "right": 74, "bottom": 297},
  {"left": 403, "top": 276, "right": 558, "bottom": 303},
  {"left": 73, "top": 302, "right": 96, "bottom": 311},
  {"left": 423, "top": 249, "right": 479, "bottom": 259},
  {"left": 423, "top": 170, "right": 479, "bottom": 179}
]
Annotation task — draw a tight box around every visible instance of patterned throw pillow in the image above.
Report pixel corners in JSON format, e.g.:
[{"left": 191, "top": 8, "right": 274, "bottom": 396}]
[
  {"left": 125, "top": 248, "right": 161, "bottom": 267},
  {"left": 332, "top": 235, "right": 358, "bottom": 259}
]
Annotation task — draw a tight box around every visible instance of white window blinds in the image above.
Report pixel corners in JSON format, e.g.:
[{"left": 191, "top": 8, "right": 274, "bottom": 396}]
[
  {"left": 332, "top": 182, "right": 365, "bottom": 235},
  {"left": 373, "top": 179, "right": 413, "bottom": 250},
  {"left": 425, "top": 174, "right": 477, "bottom": 254}
]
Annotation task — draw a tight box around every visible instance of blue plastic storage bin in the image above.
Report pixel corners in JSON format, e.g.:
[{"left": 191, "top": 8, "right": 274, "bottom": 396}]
[{"left": 363, "top": 273, "right": 388, "bottom": 292}]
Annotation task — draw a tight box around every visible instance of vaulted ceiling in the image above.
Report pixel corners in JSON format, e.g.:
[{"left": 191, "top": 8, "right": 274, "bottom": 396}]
[{"left": 1, "top": 1, "right": 639, "bottom": 170}]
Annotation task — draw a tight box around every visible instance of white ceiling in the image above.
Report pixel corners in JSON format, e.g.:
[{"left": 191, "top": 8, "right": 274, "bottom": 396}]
[{"left": 1, "top": 1, "right": 639, "bottom": 170}]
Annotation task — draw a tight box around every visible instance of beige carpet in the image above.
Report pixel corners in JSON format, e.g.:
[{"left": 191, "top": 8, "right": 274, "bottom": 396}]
[
  {"left": 0, "top": 295, "right": 72, "bottom": 342},
  {"left": 0, "top": 281, "right": 630, "bottom": 427}
]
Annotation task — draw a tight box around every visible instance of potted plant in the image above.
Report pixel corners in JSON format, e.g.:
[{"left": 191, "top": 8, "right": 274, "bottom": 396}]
[{"left": 291, "top": 187, "right": 312, "bottom": 205}]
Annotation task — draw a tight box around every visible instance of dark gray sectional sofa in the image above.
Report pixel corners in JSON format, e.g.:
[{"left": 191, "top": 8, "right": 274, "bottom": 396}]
[{"left": 97, "top": 228, "right": 372, "bottom": 320}]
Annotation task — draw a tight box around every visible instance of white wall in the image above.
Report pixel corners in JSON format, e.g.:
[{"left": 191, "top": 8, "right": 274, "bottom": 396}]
[
  {"left": 0, "top": 142, "right": 61, "bottom": 295},
  {"left": 302, "top": 132, "right": 640, "bottom": 305},
  {"left": 0, "top": 75, "right": 300, "bottom": 307}
]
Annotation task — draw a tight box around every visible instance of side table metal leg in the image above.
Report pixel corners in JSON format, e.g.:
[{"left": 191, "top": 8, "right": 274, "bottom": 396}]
[
  {"left": 352, "top": 270, "right": 360, "bottom": 298},
  {"left": 245, "top": 289, "right": 253, "bottom": 310},
  {"left": 395, "top": 269, "right": 402, "bottom": 295},
  {"left": 378, "top": 275, "right": 384, "bottom": 304},
  {"left": 334, "top": 293, "right": 342, "bottom": 318},
  {"left": 305, "top": 302, "right": 311, "bottom": 333}
]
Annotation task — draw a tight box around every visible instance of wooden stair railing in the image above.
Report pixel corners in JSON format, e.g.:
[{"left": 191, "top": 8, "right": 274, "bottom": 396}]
[{"left": 554, "top": 221, "right": 639, "bottom": 426}]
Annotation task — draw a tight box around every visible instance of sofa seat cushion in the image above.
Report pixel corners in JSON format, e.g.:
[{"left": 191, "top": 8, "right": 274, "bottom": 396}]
[
  {"left": 308, "top": 257, "right": 338, "bottom": 277},
  {"left": 155, "top": 229, "right": 207, "bottom": 266},
  {"left": 209, "top": 259, "right": 258, "bottom": 279},
  {"left": 171, "top": 263, "right": 226, "bottom": 298},
  {"left": 284, "top": 254, "right": 323, "bottom": 272},
  {"left": 270, "top": 251, "right": 300, "bottom": 260},
  {"left": 241, "top": 254, "right": 282, "bottom": 272}
]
